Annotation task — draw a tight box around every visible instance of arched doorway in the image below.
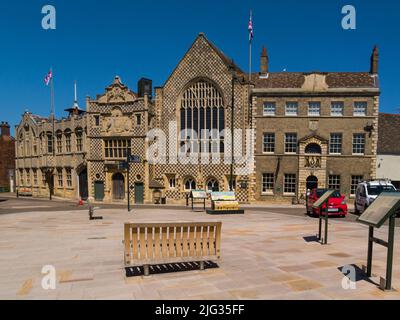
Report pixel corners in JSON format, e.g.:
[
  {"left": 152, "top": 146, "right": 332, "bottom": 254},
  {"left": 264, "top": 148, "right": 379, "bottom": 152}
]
[
  {"left": 112, "top": 173, "right": 125, "bottom": 200},
  {"left": 306, "top": 175, "right": 318, "bottom": 191},
  {"left": 78, "top": 169, "right": 88, "bottom": 200}
]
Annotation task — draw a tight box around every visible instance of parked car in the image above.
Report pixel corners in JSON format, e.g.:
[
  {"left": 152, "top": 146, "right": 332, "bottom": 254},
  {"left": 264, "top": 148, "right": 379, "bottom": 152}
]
[
  {"left": 354, "top": 180, "right": 397, "bottom": 215},
  {"left": 306, "top": 188, "right": 348, "bottom": 217}
]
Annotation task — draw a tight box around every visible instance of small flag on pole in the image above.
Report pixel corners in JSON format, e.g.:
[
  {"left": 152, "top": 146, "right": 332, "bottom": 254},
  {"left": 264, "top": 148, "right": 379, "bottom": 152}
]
[
  {"left": 44, "top": 70, "right": 52, "bottom": 86},
  {"left": 248, "top": 11, "right": 253, "bottom": 42}
]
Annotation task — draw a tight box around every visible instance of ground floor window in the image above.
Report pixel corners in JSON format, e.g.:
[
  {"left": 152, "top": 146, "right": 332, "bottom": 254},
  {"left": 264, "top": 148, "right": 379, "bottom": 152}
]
[
  {"left": 41, "top": 170, "right": 46, "bottom": 186},
  {"left": 284, "top": 174, "right": 296, "bottom": 195},
  {"left": 262, "top": 173, "right": 274, "bottom": 194},
  {"left": 33, "top": 169, "right": 38, "bottom": 186},
  {"left": 184, "top": 178, "right": 196, "bottom": 191},
  {"left": 57, "top": 169, "right": 63, "bottom": 187},
  {"left": 19, "top": 169, "right": 24, "bottom": 186},
  {"left": 66, "top": 168, "right": 72, "bottom": 187},
  {"left": 26, "top": 169, "right": 31, "bottom": 186},
  {"left": 328, "top": 175, "right": 341, "bottom": 191},
  {"left": 351, "top": 175, "right": 363, "bottom": 196},
  {"left": 206, "top": 179, "right": 219, "bottom": 192}
]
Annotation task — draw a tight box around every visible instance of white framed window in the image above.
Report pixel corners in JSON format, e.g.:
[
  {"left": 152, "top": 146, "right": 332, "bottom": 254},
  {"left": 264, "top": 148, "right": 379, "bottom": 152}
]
[
  {"left": 353, "top": 134, "right": 365, "bottom": 155},
  {"left": 308, "top": 102, "right": 321, "bottom": 116},
  {"left": 284, "top": 174, "right": 296, "bottom": 195},
  {"left": 285, "top": 133, "right": 297, "bottom": 153},
  {"left": 354, "top": 102, "right": 367, "bottom": 116},
  {"left": 285, "top": 102, "right": 298, "bottom": 116},
  {"left": 328, "top": 175, "right": 341, "bottom": 191},
  {"left": 351, "top": 176, "right": 363, "bottom": 196},
  {"left": 263, "top": 133, "right": 275, "bottom": 153},
  {"left": 169, "top": 177, "right": 176, "bottom": 189},
  {"left": 263, "top": 102, "right": 276, "bottom": 116},
  {"left": 329, "top": 133, "right": 343, "bottom": 154},
  {"left": 331, "top": 102, "right": 344, "bottom": 116},
  {"left": 262, "top": 173, "right": 274, "bottom": 194}
]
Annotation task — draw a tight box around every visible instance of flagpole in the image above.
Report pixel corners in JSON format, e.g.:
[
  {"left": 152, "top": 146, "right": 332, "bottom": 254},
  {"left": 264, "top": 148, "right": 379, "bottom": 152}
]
[
  {"left": 50, "top": 67, "right": 55, "bottom": 157},
  {"left": 50, "top": 68, "right": 55, "bottom": 200},
  {"left": 248, "top": 10, "right": 253, "bottom": 127}
]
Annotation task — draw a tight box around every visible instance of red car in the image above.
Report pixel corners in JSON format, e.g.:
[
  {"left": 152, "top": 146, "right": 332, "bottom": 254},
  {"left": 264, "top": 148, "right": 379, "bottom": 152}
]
[{"left": 306, "top": 189, "right": 348, "bottom": 217}]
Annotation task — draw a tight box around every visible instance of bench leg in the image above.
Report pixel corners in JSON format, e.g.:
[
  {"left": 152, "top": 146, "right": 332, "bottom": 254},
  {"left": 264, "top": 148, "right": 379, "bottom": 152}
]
[
  {"left": 199, "top": 261, "right": 205, "bottom": 270},
  {"left": 143, "top": 265, "right": 150, "bottom": 277}
]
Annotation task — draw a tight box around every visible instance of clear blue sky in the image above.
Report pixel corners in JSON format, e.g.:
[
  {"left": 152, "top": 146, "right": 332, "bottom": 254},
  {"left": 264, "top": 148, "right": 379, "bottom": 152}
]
[{"left": 1, "top": 0, "right": 400, "bottom": 134}]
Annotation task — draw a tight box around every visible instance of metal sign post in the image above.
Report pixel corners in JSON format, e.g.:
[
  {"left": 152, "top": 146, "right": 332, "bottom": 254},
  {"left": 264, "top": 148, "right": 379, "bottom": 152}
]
[
  {"left": 313, "top": 190, "right": 336, "bottom": 245},
  {"left": 358, "top": 192, "right": 400, "bottom": 291}
]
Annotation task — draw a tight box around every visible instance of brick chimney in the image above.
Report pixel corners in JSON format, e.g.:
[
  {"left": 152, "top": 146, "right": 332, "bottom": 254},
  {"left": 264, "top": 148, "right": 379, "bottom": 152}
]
[
  {"left": 370, "top": 45, "right": 379, "bottom": 74},
  {"left": 0, "top": 122, "right": 10, "bottom": 137},
  {"left": 260, "top": 46, "right": 269, "bottom": 77}
]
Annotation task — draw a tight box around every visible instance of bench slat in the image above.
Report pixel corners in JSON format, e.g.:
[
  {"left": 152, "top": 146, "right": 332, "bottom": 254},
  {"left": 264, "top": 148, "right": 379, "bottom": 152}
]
[
  {"left": 132, "top": 226, "right": 139, "bottom": 260},
  {"left": 176, "top": 226, "right": 183, "bottom": 258},
  {"left": 154, "top": 227, "right": 161, "bottom": 259},
  {"left": 161, "top": 227, "right": 168, "bottom": 258},
  {"left": 169, "top": 226, "right": 175, "bottom": 258},
  {"left": 196, "top": 226, "right": 202, "bottom": 257}
]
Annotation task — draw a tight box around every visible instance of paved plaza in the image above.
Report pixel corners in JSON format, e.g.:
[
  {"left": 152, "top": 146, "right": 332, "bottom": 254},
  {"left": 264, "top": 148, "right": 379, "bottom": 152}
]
[{"left": 0, "top": 204, "right": 400, "bottom": 300}]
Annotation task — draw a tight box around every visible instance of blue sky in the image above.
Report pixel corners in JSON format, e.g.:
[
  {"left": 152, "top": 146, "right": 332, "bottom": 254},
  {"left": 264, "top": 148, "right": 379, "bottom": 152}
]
[{"left": 1, "top": 0, "right": 399, "bottom": 134}]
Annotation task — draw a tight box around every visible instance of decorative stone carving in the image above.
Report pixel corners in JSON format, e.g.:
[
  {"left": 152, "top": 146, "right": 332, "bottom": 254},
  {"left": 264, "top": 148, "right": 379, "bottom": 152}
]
[
  {"left": 309, "top": 120, "right": 319, "bottom": 132},
  {"left": 101, "top": 107, "right": 131, "bottom": 135},
  {"left": 305, "top": 156, "right": 322, "bottom": 168}
]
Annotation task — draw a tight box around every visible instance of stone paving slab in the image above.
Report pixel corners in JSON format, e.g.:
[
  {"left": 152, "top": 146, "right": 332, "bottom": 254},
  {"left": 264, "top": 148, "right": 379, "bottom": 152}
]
[{"left": 0, "top": 207, "right": 399, "bottom": 300}]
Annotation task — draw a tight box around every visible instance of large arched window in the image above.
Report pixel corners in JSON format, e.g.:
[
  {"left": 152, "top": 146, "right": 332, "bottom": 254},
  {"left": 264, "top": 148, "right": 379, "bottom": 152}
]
[{"left": 180, "top": 80, "right": 225, "bottom": 153}]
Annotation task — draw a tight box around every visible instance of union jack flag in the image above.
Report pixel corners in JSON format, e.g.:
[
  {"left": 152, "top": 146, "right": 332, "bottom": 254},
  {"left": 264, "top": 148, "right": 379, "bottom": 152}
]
[
  {"left": 44, "top": 70, "right": 52, "bottom": 86},
  {"left": 248, "top": 11, "right": 253, "bottom": 42}
]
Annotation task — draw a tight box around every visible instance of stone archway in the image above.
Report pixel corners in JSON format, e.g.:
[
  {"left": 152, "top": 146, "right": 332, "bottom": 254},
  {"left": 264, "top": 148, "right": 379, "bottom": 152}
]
[{"left": 306, "top": 175, "right": 318, "bottom": 191}]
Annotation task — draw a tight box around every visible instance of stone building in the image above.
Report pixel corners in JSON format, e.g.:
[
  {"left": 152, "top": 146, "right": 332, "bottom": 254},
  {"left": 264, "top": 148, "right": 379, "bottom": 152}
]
[
  {"left": 252, "top": 46, "right": 380, "bottom": 202},
  {"left": 86, "top": 76, "right": 154, "bottom": 204},
  {"left": 376, "top": 113, "right": 400, "bottom": 189},
  {"left": 0, "top": 122, "right": 15, "bottom": 192},
  {"left": 15, "top": 93, "right": 88, "bottom": 199},
  {"left": 15, "top": 33, "right": 381, "bottom": 204}
]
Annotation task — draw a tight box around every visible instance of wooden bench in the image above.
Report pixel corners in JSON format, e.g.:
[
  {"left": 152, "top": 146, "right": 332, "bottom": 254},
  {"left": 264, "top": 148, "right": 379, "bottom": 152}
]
[{"left": 124, "top": 222, "right": 222, "bottom": 276}]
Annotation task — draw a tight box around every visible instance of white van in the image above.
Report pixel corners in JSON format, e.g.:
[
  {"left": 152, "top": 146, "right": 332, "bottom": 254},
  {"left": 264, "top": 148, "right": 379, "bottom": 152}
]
[{"left": 354, "top": 180, "right": 397, "bottom": 214}]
